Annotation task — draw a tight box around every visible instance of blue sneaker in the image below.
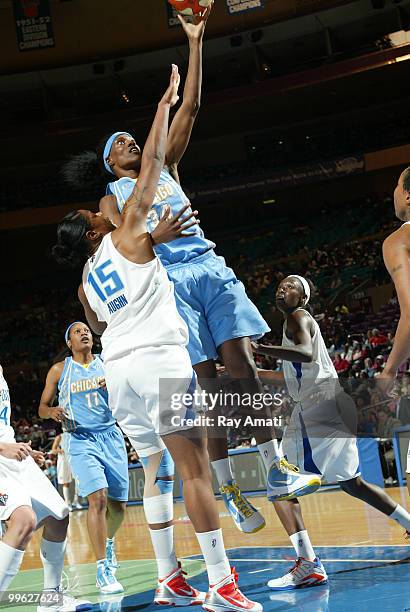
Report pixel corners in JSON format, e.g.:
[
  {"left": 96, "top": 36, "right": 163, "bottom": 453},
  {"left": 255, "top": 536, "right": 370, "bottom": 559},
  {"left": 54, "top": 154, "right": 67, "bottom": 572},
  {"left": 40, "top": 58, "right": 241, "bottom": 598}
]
[
  {"left": 220, "top": 481, "right": 265, "bottom": 534},
  {"left": 96, "top": 561, "right": 124, "bottom": 594},
  {"left": 267, "top": 557, "right": 328, "bottom": 590},
  {"left": 267, "top": 458, "right": 321, "bottom": 501},
  {"left": 106, "top": 538, "right": 119, "bottom": 574}
]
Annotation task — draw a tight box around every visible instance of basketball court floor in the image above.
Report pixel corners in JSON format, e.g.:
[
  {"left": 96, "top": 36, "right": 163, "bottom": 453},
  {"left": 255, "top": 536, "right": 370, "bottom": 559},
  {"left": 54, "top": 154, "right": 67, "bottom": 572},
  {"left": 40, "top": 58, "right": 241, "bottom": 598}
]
[{"left": 9, "top": 487, "right": 410, "bottom": 611}]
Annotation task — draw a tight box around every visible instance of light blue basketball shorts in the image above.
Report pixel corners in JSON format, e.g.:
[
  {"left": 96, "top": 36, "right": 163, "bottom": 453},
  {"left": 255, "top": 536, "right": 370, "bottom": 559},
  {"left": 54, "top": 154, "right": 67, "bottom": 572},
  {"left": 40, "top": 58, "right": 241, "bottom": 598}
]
[
  {"left": 67, "top": 425, "right": 129, "bottom": 501},
  {"left": 167, "top": 251, "right": 270, "bottom": 366}
]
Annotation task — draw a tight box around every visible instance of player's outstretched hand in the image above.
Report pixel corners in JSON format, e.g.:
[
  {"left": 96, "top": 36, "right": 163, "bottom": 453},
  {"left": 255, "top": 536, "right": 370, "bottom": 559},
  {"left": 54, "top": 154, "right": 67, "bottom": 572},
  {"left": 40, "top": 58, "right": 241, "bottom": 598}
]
[
  {"left": 0, "top": 441, "right": 32, "bottom": 461},
  {"left": 151, "top": 204, "right": 199, "bottom": 245},
  {"left": 48, "top": 406, "right": 67, "bottom": 423},
  {"left": 375, "top": 371, "right": 400, "bottom": 398},
  {"left": 178, "top": 0, "right": 213, "bottom": 40},
  {"left": 30, "top": 449, "right": 46, "bottom": 466},
  {"left": 161, "top": 64, "right": 180, "bottom": 108}
]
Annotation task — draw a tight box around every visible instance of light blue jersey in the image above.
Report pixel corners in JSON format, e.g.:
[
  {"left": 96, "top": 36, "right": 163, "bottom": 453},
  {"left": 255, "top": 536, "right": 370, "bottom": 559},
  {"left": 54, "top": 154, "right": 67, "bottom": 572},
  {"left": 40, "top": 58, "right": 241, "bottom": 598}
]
[
  {"left": 58, "top": 355, "right": 128, "bottom": 500},
  {"left": 58, "top": 355, "right": 115, "bottom": 433},
  {"left": 106, "top": 168, "right": 215, "bottom": 267}
]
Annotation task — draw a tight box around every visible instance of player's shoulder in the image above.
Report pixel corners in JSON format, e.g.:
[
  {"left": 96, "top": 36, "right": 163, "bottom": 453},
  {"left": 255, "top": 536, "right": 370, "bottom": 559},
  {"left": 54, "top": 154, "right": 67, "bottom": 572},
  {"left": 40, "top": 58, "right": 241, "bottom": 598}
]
[
  {"left": 383, "top": 223, "right": 410, "bottom": 249},
  {"left": 48, "top": 361, "right": 66, "bottom": 379},
  {"left": 287, "top": 308, "right": 313, "bottom": 331},
  {"left": 99, "top": 193, "right": 117, "bottom": 210}
]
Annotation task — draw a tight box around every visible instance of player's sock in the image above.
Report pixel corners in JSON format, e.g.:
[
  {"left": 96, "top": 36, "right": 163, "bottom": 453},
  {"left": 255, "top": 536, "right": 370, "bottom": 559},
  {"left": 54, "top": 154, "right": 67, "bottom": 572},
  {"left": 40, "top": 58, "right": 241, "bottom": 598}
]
[
  {"left": 389, "top": 504, "right": 410, "bottom": 531},
  {"left": 40, "top": 538, "right": 66, "bottom": 590},
  {"left": 257, "top": 440, "right": 280, "bottom": 472},
  {"left": 72, "top": 492, "right": 79, "bottom": 506},
  {"left": 149, "top": 526, "right": 178, "bottom": 579},
  {"left": 62, "top": 486, "right": 71, "bottom": 506},
  {"left": 211, "top": 458, "right": 233, "bottom": 486},
  {"left": 196, "top": 529, "right": 231, "bottom": 585},
  {"left": 289, "top": 530, "right": 316, "bottom": 561},
  {"left": 0, "top": 542, "right": 24, "bottom": 591}
]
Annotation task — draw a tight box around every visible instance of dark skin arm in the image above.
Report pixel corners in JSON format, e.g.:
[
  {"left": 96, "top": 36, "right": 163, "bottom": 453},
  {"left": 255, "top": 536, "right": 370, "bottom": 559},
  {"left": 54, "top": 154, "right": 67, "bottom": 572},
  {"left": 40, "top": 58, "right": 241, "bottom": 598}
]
[
  {"left": 166, "top": 5, "right": 212, "bottom": 182},
  {"left": 38, "top": 362, "right": 68, "bottom": 421},
  {"left": 256, "top": 310, "right": 314, "bottom": 363},
  {"left": 257, "top": 369, "right": 286, "bottom": 385},
  {"left": 381, "top": 224, "right": 410, "bottom": 377},
  {"left": 112, "top": 65, "right": 180, "bottom": 264},
  {"left": 78, "top": 284, "right": 107, "bottom": 336}
]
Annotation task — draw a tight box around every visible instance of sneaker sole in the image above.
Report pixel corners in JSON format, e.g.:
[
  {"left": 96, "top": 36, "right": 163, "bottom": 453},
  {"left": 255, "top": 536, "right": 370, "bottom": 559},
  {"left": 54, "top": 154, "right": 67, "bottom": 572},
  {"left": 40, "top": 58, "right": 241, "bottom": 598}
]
[
  {"left": 268, "top": 577, "right": 328, "bottom": 591},
  {"left": 203, "top": 604, "right": 262, "bottom": 612},
  {"left": 268, "top": 478, "right": 321, "bottom": 502},
  {"left": 154, "top": 596, "right": 204, "bottom": 606},
  {"left": 238, "top": 518, "right": 266, "bottom": 534}
]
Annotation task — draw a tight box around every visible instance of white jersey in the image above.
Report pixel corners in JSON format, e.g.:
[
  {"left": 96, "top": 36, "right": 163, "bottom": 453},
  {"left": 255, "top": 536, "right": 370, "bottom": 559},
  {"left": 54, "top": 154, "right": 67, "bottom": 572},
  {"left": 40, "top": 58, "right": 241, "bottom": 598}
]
[
  {"left": 82, "top": 234, "right": 188, "bottom": 363},
  {"left": 0, "top": 369, "right": 14, "bottom": 443},
  {"left": 282, "top": 309, "right": 338, "bottom": 403}
]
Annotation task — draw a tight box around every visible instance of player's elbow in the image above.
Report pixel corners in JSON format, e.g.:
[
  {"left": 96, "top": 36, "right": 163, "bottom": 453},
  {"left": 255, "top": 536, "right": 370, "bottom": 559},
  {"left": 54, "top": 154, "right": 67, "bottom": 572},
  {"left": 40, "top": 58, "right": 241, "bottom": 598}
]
[
  {"left": 300, "top": 351, "right": 313, "bottom": 363},
  {"left": 190, "top": 99, "right": 201, "bottom": 117}
]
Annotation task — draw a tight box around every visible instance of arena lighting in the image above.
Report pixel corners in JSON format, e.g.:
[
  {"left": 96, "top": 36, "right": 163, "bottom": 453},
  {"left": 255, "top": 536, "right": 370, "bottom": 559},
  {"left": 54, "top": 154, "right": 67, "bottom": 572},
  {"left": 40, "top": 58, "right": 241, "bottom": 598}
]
[
  {"left": 262, "top": 198, "right": 276, "bottom": 204},
  {"left": 388, "top": 30, "right": 410, "bottom": 46}
]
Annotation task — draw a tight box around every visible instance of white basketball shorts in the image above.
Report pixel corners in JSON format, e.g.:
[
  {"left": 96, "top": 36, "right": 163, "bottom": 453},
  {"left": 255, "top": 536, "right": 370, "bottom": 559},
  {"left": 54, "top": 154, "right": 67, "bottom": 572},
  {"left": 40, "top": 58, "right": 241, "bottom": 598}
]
[
  {"left": 281, "top": 390, "right": 360, "bottom": 483},
  {"left": 105, "top": 344, "right": 204, "bottom": 458},
  {"left": 0, "top": 453, "right": 68, "bottom": 524}
]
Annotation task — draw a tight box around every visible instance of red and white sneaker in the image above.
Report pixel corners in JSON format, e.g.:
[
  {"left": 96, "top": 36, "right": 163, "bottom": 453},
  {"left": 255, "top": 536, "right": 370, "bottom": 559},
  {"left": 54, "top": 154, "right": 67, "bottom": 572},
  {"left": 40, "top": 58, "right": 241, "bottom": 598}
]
[
  {"left": 154, "top": 562, "right": 205, "bottom": 606},
  {"left": 267, "top": 557, "right": 328, "bottom": 590},
  {"left": 203, "top": 568, "right": 263, "bottom": 612}
]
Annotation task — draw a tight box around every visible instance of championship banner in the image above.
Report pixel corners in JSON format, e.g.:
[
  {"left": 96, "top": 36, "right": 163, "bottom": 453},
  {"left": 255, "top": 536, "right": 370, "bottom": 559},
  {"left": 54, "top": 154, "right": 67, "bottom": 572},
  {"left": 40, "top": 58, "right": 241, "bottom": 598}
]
[
  {"left": 166, "top": 1, "right": 182, "bottom": 27},
  {"left": 187, "top": 155, "right": 365, "bottom": 201},
  {"left": 226, "top": 0, "right": 264, "bottom": 15},
  {"left": 13, "top": 0, "right": 55, "bottom": 52}
]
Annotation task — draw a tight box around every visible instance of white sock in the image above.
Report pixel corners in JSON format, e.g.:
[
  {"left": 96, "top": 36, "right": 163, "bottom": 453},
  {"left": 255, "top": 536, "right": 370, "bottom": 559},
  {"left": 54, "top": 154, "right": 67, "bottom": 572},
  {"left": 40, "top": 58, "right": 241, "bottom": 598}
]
[
  {"left": 258, "top": 440, "right": 280, "bottom": 472},
  {"left": 196, "top": 529, "right": 231, "bottom": 586},
  {"left": 0, "top": 541, "right": 25, "bottom": 591},
  {"left": 62, "top": 486, "right": 71, "bottom": 506},
  {"left": 389, "top": 504, "right": 410, "bottom": 531},
  {"left": 149, "top": 526, "right": 178, "bottom": 580},
  {"left": 290, "top": 530, "right": 316, "bottom": 562},
  {"left": 211, "top": 458, "right": 234, "bottom": 487},
  {"left": 72, "top": 492, "right": 79, "bottom": 505},
  {"left": 40, "top": 539, "right": 66, "bottom": 590}
]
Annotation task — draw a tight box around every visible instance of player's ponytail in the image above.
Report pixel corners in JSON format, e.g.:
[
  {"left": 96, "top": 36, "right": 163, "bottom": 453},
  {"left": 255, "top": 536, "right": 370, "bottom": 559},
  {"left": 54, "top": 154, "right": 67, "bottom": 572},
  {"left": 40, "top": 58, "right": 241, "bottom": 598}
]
[{"left": 52, "top": 211, "right": 90, "bottom": 268}]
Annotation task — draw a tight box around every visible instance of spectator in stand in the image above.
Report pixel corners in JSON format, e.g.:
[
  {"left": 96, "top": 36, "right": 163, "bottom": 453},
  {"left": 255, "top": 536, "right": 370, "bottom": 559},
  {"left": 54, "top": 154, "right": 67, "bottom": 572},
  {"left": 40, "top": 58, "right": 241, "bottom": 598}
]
[
  {"left": 352, "top": 341, "right": 367, "bottom": 363},
  {"left": 376, "top": 409, "right": 402, "bottom": 437},
  {"left": 341, "top": 343, "right": 354, "bottom": 363},
  {"left": 370, "top": 328, "right": 388, "bottom": 350},
  {"left": 333, "top": 352, "right": 351, "bottom": 376},
  {"left": 374, "top": 355, "right": 386, "bottom": 375},
  {"left": 362, "top": 357, "right": 376, "bottom": 378}
]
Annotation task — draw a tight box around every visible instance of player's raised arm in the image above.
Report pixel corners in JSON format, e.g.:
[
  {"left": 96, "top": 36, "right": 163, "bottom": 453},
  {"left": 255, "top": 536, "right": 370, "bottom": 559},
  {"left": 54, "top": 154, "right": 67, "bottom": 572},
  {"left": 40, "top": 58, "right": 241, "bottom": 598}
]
[
  {"left": 78, "top": 283, "right": 107, "bottom": 336},
  {"left": 38, "top": 362, "right": 67, "bottom": 422},
  {"left": 113, "top": 66, "right": 180, "bottom": 256},
  {"left": 165, "top": 5, "right": 212, "bottom": 180},
  {"left": 381, "top": 224, "right": 410, "bottom": 377}
]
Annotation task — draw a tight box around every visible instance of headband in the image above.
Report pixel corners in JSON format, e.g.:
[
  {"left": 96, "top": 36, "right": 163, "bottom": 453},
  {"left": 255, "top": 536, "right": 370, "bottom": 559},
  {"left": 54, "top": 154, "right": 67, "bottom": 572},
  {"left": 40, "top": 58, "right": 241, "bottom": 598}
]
[
  {"left": 290, "top": 275, "right": 311, "bottom": 304},
  {"left": 103, "top": 132, "right": 133, "bottom": 174},
  {"left": 64, "top": 322, "right": 83, "bottom": 345}
]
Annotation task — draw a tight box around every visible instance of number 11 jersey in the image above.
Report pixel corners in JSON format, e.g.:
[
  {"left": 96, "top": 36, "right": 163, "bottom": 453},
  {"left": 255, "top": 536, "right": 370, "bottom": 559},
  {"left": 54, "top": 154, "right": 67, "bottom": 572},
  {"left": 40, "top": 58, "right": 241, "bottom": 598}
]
[
  {"left": 82, "top": 234, "right": 188, "bottom": 364},
  {"left": 58, "top": 355, "right": 115, "bottom": 433}
]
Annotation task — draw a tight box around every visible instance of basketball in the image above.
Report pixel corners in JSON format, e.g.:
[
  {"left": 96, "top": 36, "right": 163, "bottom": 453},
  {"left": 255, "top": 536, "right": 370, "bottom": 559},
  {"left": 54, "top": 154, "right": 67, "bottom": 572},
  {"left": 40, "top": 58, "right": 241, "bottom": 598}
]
[{"left": 168, "top": 0, "right": 212, "bottom": 17}]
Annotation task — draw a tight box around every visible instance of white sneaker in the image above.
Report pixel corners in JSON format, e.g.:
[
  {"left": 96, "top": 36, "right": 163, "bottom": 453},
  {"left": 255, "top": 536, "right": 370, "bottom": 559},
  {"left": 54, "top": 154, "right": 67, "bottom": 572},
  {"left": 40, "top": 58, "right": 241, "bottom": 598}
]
[
  {"left": 267, "top": 459, "right": 321, "bottom": 501},
  {"left": 267, "top": 557, "right": 328, "bottom": 590},
  {"left": 154, "top": 561, "right": 205, "bottom": 606},
  {"left": 37, "top": 587, "right": 92, "bottom": 611},
  {"left": 220, "top": 481, "right": 265, "bottom": 534},
  {"left": 96, "top": 561, "right": 124, "bottom": 594}
]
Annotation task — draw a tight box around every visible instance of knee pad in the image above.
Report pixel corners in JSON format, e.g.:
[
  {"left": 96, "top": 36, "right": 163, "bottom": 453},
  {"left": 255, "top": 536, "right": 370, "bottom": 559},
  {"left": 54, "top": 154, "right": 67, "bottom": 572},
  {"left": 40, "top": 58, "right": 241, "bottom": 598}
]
[{"left": 143, "top": 491, "right": 173, "bottom": 524}]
